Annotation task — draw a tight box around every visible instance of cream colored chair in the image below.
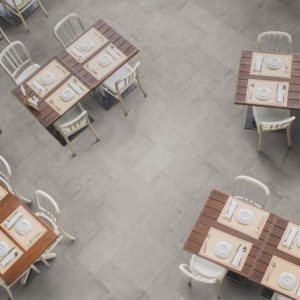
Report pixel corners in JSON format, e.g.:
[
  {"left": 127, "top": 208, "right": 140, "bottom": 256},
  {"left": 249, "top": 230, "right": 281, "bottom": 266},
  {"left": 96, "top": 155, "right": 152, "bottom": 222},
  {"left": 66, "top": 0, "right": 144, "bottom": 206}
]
[
  {"left": 1, "top": 0, "right": 48, "bottom": 32},
  {"left": 54, "top": 13, "right": 84, "bottom": 48},
  {"left": 257, "top": 31, "right": 292, "bottom": 52},
  {"left": 54, "top": 105, "right": 100, "bottom": 156},
  {"left": 101, "top": 62, "right": 147, "bottom": 116},
  {"left": 253, "top": 107, "right": 295, "bottom": 152},
  {"left": 0, "top": 41, "right": 40, "bottom": 85},
  {"left": 272, "top": 293, "right": 292, "bottom": 300},
  {"left": 0, "top": 26, "right": 10, "bottom": 44},
  {"left": 231, "top": 175, "right": 269, "bottom": 209},
  {"left": 179, "top": 255, "right": 227, "bottom": 299}
]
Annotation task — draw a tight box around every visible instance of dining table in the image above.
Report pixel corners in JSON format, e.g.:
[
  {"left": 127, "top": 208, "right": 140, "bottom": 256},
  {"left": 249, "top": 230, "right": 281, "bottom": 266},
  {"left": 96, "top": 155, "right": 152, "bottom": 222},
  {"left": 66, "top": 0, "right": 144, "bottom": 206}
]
[
  {"left": 235, "top": 50, "right": 300, "bottom": 129},
  {"left": 184, "top": 189, "right": 300, "bottom": 300}
]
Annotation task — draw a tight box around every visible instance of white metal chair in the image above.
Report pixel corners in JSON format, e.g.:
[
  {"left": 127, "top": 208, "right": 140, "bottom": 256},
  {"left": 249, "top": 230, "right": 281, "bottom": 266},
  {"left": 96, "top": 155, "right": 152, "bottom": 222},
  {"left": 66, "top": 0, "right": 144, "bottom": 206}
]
[
  {"left": 253, "top": 107, "right": 295, "bottom": 152},
  {"left": 1, "top": 0, "right": 48, "bottom": 32},
  {"left": 272, "top": 293, "right": 292, "bottom": 300},
  {"left": 0, "top": 155, "right": 32, "bottom": 204},
  {"left": 257, "top": 31, "right": 292, "bottom": 52},
  {"left": 54, "top": 105, "right": 100, "bottom": 156},
  {"left": 231, "top": 175, "right": 270, "bottom": 209},
  {"left": 179, "top": 255, "right": 227, "bottom": 299},
  {"left": 0, "top": 41, "right": 40, "bottom": 85},
  {"left": 101, "top": 62, "right": 147, "bottom": 116},
  {"left": 0, "top": 26, "right": 10, "bottom": 44},
  {"left": 54, "top": 13, "right": 84, "bottom": 48}
]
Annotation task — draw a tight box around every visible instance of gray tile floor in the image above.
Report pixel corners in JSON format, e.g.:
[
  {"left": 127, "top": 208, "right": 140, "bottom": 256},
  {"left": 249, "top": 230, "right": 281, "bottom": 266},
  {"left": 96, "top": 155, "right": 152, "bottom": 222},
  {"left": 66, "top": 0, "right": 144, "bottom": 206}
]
[{"left": 1, "top": 0, "right": 300, "bottom": 299}]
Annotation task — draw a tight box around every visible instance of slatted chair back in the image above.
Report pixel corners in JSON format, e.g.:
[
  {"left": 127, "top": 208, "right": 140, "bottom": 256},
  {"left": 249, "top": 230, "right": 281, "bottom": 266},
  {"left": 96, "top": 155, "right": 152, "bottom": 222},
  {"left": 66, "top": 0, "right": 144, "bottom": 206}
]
[
  {"left": 0, "top": 26, "right": 10, "bottom": 44},
  {"left": 0, "top": 155, "right": 12, "bottom": 183},
  {"left": 259, "top": 116, "right": 295, "bottom": 132},
  {"left": 257, "top": 31, "right": 292, "bottom": 52},
  {"left": 115, "top": 62, "right": 140, "bottom": 95}
]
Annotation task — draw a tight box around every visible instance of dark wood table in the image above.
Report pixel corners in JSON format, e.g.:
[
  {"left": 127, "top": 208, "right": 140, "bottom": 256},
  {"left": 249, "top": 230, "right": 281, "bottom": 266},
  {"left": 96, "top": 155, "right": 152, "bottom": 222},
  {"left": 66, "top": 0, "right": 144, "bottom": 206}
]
[
  {"left": 11, "top": 19, "right": 139, "bottom": 129},
  {"left": 184, "top": 189, "right": 300, "bottom": 299}
]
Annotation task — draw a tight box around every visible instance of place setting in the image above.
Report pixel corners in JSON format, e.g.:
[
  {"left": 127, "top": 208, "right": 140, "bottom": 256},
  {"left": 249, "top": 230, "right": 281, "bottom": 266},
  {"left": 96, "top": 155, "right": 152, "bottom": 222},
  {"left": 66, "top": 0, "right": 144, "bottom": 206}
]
[{"left": 278, "top": 223, "right": 300, "bottom": 259}]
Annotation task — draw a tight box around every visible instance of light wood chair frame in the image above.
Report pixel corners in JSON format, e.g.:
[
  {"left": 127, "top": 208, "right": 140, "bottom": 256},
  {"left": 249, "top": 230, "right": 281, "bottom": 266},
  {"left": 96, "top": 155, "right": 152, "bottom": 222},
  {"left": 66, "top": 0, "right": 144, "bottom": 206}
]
[
  {"left": 257, "top": 31, "right": 292, "bottom": 52},
  {"left": 0, "top": 26, "right": 10, "bottom": 44}
]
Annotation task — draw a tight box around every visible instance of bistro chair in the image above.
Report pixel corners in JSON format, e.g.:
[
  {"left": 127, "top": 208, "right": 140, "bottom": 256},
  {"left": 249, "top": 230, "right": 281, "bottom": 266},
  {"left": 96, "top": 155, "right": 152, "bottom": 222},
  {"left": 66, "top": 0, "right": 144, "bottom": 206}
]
[
  {"left": 0, "top": 155, "right": 32, "bottom": 204},
  {"left": 179, "top": 255, "right": 227, "bottom": 299},
  {"left": 0, "top": 41, "right": 40, "bottom": 85},
  {"left": 54, "top": 13, "right": 84, "bottom": 48},
  {"left": 54, "top": 104, "right": 100, "bottom": 156},
  {"left": 0, "top": 26, "right": 10, "bottom": 44},
  {"left": 253, "top": 107, "right": 295, "bottom": 152},
  {"left": 257, "top": 31, "right": 292, "bottom": 52},
  {"left": 272, "top": 293, "right": 292, "bottom": 300},
  {"left": 101, "top": 62, "right": 147, "bottom": 116},
  {"left": 1, "top": 0, "right": 48, "bottom": 32},
  {"left": 231, "top": 175, "right": 269, "bottom": 209}
]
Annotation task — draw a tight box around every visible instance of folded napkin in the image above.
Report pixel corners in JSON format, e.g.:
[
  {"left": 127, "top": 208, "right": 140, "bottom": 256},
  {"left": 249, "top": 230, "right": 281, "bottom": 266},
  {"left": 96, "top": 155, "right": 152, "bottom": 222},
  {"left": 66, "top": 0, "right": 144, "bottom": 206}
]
[
  {"left": 297, "top": 282, "right": 300, "bottom": 296},
  {"left": 32, "top": 80, "right": 45, "bottom": 93},
  {"left": 106, "top": 47, "right": 119, "bottom": 60},
  {"left": 20, "top": 84, "right": 26, "bottom": 96},
  {"left": 5, "top": 211, "right": 23, "bottom": 229},
  {"left": 231, "top": 245, "right": 244, "bottom": 267},
  {"left": 224, "top": 199, "right": 239, "bottom": 219},
  {"left": 68, "top": 82, "right": 82, "bottom": 94},
  {"left": 283, "top": 227, "right": 298, "bottom": 247},
  {"left": 276, "top": 84, "right": 284, "bottom": 103},
  {"left": 254, "top": 55, "right": 263, "bottom": 71},
  {"left": 0, "top": 248, "right": 17, "bottom": 267},
  {"left": 71, "top": 48, "right": 84, "bottom": 59}
]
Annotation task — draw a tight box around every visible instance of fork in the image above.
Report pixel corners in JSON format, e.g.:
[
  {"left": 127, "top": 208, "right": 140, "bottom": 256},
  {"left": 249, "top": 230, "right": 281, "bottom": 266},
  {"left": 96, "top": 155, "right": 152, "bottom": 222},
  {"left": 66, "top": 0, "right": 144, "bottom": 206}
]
[
  {"left": 266, "top": 261, "right": 276, "bottom": 281},
  {"left": 49, "top": 100, "right": 61, "bottom": 112},
  {"left": 249, "top": 83, "right": 254, "bottom": 100}
]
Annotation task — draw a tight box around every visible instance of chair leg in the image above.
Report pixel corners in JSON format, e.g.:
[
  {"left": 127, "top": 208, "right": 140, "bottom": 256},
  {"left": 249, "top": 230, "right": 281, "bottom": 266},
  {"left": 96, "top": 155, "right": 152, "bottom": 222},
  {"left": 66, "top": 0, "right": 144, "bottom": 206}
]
[
  {"left": 187, "top": 277, "right": 192, "bottom": 287},
  {"left": 37, "top": 0, "right": 48, "bottom": 16},
  {"left": 0, "top": 281, "right": 13, "bottom": 300},
  {"left": 287, "top": 125, "right": 292, "bottom": 147},
  {"left": 136, "top": 77, "right": 147, "bottom": 98},
  {"left": 86, "top": 118, "right": 100, "bottom": 142},
  {"left": 257, "top": 132, "right": 263, "bottom": 152},
  {"left": 215, "top": 280, "right": 221, "bottom": 299},
  {"left": 64, "top": 136, "right": 76, "bottom": 157},
  {"left": 17, "top": 10, "right": 29, "bottom": 32},
  {"left": 99, "top": 85, "right": 106, "bottom": 98},
  {"left": 117, "top": 94, "right": 128, "bottom": 116}
]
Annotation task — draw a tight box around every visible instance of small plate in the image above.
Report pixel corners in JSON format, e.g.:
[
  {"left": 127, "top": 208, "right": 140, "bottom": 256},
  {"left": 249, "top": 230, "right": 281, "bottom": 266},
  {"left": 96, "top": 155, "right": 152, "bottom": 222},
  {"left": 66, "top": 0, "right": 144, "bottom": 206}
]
[
  {"left": 214, "top": 241, "right": 232, "bottom": 259},
  {"left": 15, "top": 219, "right": 32, "bottom": 236},
  {"left": 0, "top": 242, "right": 9, "bottom": 257},
  {"left": 79, "top": 39, "right": 95, "bottom": 52},
  {"left": 236, "top": 208, "right": 253, "bottom": 225},
  {"left": 267, "top": 57, "right": 282, "bottom": 70},
  {"left": 60, "top": 88, "right": 75, "bottom": 102},
  {"left": 40, "top": 72, "right": 55, "bottom": 86},
  {"left": 278, "top": 272, "right": 296, "bottom": 290},
  {"left": 97, "top": 54, "right": 112, "bottom": 67},
  {"left": 256, "top": 87, "right": 271, "bottom": 100}
]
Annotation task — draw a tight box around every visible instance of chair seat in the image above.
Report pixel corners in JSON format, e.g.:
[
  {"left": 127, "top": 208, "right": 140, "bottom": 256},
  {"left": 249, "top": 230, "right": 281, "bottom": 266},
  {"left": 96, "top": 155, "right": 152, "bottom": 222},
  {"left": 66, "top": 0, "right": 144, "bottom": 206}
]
[
  {"left": 4, "top": 0, "right": 32, "bottom": 9},
  {"left": 272, "top": 292, "right": 293, "bottom": 300},
  {"left": 54, "top": 105, "right": 83, "bottom": 128},
  {"left": 102, "top": 63, "right": 132, "bottom": 93},
  {"left": 253, "top": 107, "right": 291, "bottom": 124},
  {"left": 16, "top": 63, "right": 40, "bottom": 85},
  {"left": 190, "top": 255, "right": 225, "bottom": 278}
]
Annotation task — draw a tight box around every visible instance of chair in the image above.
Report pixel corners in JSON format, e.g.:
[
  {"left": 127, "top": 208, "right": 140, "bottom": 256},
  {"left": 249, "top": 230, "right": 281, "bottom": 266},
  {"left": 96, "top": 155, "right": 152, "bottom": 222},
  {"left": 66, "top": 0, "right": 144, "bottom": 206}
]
[
  {"left": 179, "top": 255, "right": 227, "bottom": 299},
  {"left": 1, "top": 0, "right": 48, "bottom": 32},
  {"left": 0, "top": 26, "right": 10, "bottom": 44},
  {"left": 253, "top": 107, "right": 295, "bottom": 152},
  {"left": 0, "top": 155, "right": 31, "bottom": 204},
  {"left": 272, "top": 293, "right": 292, "bottom": 300},
  {"left": 101, "top": 62, "right": 147, "bottom": 116},
  {"left": 0, "top": 41, "right": 40, "bottom": 85},
  {"left": 231, "top": 175, "right": 270, "bottom": 209},
  {"left": 257, "top": 31, "right": 292, "bottom": 52},
  {"left": 54, "top": 105, "right": 100, "bottom": 156},
  {"left": 54, "top": 13, "right": 84, "bottom": 48}
]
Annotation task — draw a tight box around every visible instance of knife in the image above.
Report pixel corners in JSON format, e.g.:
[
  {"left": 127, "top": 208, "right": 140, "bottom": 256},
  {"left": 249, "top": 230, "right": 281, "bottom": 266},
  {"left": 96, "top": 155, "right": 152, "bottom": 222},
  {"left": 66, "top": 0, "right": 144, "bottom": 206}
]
[
  {"left": 231, "top": 243, "right": 242, "bottom": 264},
  {"left": 225, "top": 200, "right": 233, "bottom": 218},
  {"left": 228, "top": 203, "right": 239, "bottom": 222},
  {"left": 0, "top": 247, "right": 15, "bottom": 263}
]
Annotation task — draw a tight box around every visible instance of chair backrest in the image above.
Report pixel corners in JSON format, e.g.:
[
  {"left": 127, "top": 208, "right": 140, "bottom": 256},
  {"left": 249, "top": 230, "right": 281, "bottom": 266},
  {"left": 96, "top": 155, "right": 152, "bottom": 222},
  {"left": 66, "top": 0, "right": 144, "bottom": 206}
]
[
  {"left": 0, "top": 41, "right": 33, "bottom": 83},
  {"left": 54, "top": 13, "right": 84, "bottom": 48},
  {"left": 115, "top": 62, "right": 140, "bottom": 94},
  {"left": 258, "top": 116, "right": 295, "bottom": 132},
  {"left": 0, "top": 155, "right": 12, "bottom": 183},
  {"left": 257, "top": 31, "right": 292, "bottom": 52},
  {"left": 179, "top": 264, "right": 217, "bottom": 283},
  {"left": 4, "top": 0, "right": 27, "bottom": 9},
  {"left": 0, "top": 178, "right": 13, "bottom": 194},
  {"left": 0, "top": 27, "right": 10, "bottom": 44},
  {"left": 231, "top": 175, "right": 270, "bottom": 208}
]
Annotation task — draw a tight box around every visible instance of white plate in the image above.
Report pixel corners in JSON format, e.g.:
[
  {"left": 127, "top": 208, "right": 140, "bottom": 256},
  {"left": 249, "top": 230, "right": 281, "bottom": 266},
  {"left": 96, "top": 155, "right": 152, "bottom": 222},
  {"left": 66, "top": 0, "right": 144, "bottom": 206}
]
[
  {"left": 15, "top": 219, "right": 32, "bottom": 236},
  {"left": 267, "top": 57, "right": 282, "bottom": 70},
  {"left": 79, "top": 39, "right": 95, "bottom": 52},
  {"left": 278, "top": 272, "right": 296, "bottom": 290},
  {"left": 97, "top": 54, "right": 112, "bottom": 67},
  {"left": 60, "top": 88, "right": 75, "bottom": 102},
  {"left": 0, "top": 242, "right": 9, "bottom": 257},
  {"left": 256, "top": 87, "right": 271, "bottom": 100},
  {"left": 236, "top": 208, "right": 254, "bottom": 225},
  {"left": 40, "top": 72, "right": 55, "bottom": 86},
  {"left": 214, "top": 241, "right": 232, "bottom": 259}
]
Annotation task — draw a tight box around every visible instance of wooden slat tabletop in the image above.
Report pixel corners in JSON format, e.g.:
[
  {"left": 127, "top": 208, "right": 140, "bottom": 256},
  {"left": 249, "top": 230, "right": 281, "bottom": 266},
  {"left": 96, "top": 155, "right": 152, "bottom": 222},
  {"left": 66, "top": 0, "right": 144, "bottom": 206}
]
[
  {"left": 235, "top": 50, "right": 300, "bottom": 109},
  {"left": 11, "top": 19, "right": 139, "bottom": 128},
  {"left": 183, "top": 189, "right": 300, "bottom": 298},
  {"left": 0, "top": 187, "right": 57, "bottom": 285}
]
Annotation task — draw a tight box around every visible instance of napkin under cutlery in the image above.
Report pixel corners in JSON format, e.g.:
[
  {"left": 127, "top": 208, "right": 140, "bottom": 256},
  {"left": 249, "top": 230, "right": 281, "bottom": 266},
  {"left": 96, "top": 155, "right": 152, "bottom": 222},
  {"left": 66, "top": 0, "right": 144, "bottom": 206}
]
[
  {"left": 5, "top": 211, "right": 23, "bottom": 229},
  {"left": 0, "top": 248, "right": 17, "bottom": 267},
  {"left": 71, "top": 48, "right": 84, "bottom": 60},
  {"left": 225, "top": 199, "right": 239, "bottom": 220},
  {"left": 283, "top": 227, "right": 298, "bottom": 247},
  {"left": 296, "top": 281, "right": 300, "bottom": 296},
  {"left": 254, "top": 55, "right": 263, "bottom": 71},
  {"left": 276, "top": 84, "right": 285, "bottom": 103},
  {"left": 231, "top": 245, "right": 244, "bottom": 267},
  {"left": 68, "top": 81, "right": 82, "bottom": 94},
  {"left": 106, "top": 47, "right": 119, "bottom": 60},
  {"left": 32, "top": 80, "right": 45, "bottom": 93}
]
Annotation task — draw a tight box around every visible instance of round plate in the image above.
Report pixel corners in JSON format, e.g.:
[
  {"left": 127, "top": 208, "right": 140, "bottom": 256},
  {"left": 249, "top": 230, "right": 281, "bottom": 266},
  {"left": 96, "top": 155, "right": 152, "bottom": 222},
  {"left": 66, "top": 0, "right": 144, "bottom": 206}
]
[
  {"left": 256, "top": 87, "right": 271, "bottom": 100},
  {"left": 214, "top": 241, "right": 232, "bottom": 259},
  {"left": 60, "top": 88, "right": 75, "bottom": 102},
  {"left": 15, "top": 219, "right": 32, "bottom": 236},
  {"left": 79, "top": 39, "right": 95, "bottom": 52},
  {"left": 40, "top": 72, "right": 55, "bottom": 86},
  {"left": 236, "top": 208, "right": 254, "bottom": 225},
  {"left": 0, "top": 242, "right": 9, "bottom": 257},
  {"left": 278, "top": 272, "right": 296, "bottom": 290},
  {"left": 267, "top": 57, "right": 282, "bottom": 70},
  {"left": 97, "top": 54, "right": 112, "bottom": 67}
]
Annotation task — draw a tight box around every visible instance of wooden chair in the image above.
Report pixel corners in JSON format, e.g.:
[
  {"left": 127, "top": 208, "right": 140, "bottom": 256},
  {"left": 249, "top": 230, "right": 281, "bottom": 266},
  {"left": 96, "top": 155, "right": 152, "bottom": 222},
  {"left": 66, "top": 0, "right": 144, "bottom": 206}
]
[
  {"left": 272, "top": 293, "right": 293, "bottom": 300},
  {"left": 0, "top": 26, "right": 10, "bottom": 44},
  {"left": 54, "top": 13, "right": 84, "bottom": 48},
  {"left": 1, "top": 0, "right": 48, "bottom": 32},
  {"left": 0, "top": 41, "right": 40, "bottom": 85},
  {"left": 54, "top": 104, "right": 100, "bottom": 156},
  {"left": 179, "top": 255, "right": 227, "bottom": 299},
  {"left": 257, "top": 31, "right": 292, "bottom": 52},
  {"left": 101, "top": 62, "right": 147, "bottom": 116},
  {"left": 231, "top": 175, "right": 270, "bottom": 209},
  {"left": 253, "top": 107, "right": 295, "bottom": 152}
]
